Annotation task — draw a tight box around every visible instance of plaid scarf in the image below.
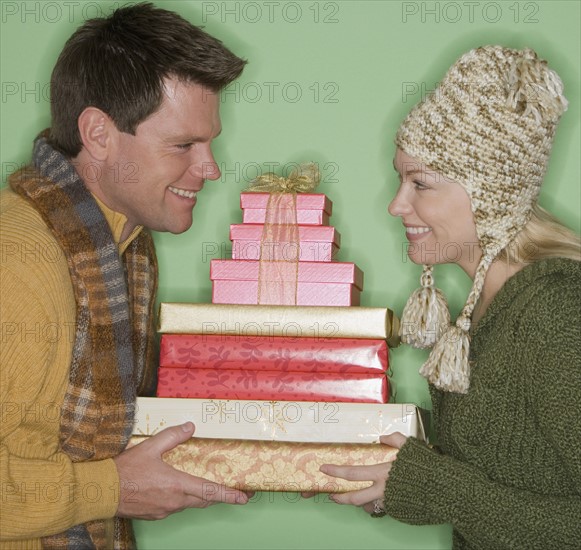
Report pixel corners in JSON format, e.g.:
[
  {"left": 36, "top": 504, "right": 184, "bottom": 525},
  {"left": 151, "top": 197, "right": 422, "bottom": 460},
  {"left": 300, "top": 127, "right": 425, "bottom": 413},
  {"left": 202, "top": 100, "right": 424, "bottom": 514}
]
[{"left": 9, "top": 134, "right": 158, "bottom": 549}]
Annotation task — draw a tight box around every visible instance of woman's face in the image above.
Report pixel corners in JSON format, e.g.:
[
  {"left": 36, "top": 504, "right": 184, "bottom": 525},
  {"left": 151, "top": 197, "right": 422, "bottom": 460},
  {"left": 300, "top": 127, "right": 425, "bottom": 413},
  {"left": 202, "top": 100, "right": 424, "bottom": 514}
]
[{"left": 389, "top": 149, "right": 481, "bottom": 274}]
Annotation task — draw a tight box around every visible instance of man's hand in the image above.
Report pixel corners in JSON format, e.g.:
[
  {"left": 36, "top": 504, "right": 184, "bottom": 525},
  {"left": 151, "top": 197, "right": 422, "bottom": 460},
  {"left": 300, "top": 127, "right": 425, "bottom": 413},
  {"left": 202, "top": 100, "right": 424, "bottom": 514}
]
[{"left": 113, "top": 422, "right": 251, "bottom": 519}]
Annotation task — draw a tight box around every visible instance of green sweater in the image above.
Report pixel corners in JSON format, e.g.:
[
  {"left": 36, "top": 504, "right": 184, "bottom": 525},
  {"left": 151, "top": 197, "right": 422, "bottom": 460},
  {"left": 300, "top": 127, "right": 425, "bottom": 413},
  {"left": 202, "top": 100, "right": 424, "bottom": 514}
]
[{"left": 384, "top": 258, "right": 581, "bottom": 549}]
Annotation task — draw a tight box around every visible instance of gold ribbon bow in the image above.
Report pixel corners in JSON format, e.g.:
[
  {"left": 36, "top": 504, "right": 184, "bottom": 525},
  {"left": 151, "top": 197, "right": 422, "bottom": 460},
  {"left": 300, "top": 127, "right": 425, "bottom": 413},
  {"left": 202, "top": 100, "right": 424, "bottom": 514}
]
[{"left": 246, "top": 162, "right": 321, "bottom": 193}]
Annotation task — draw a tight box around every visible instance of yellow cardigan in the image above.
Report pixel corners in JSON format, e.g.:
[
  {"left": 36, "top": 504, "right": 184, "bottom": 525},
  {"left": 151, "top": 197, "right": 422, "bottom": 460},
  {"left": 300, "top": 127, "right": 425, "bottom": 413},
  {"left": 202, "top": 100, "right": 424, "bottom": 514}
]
[{"left": 0, "top": 187, "right": 142, "bottom": 548}]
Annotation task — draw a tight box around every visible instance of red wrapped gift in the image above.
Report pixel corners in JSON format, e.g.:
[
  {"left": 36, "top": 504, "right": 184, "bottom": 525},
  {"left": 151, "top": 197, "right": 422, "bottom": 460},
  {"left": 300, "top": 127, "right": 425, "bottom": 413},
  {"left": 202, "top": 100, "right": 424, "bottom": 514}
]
[
  {"left": 156, "top": 367, "right": 388, "bottom": 403},
  {"left": 240, "top": 192, "right": 332, "bottom": 226},
  {"left": 210, "top": 259, "right": 362, "bottom": 306},
  {"left": 159, "top": 334, "right": 388, "bottom": 372},
  {"left": 230, "top": 224, "right": 340, "bottom": 262}
]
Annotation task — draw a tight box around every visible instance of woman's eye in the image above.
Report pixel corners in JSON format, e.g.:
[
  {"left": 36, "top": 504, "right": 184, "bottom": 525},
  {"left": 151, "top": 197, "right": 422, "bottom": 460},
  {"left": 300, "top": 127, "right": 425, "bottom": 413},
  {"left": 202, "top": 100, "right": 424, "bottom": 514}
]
[{"left": 413, "top": 180, "right": 428, "bottom": 190}]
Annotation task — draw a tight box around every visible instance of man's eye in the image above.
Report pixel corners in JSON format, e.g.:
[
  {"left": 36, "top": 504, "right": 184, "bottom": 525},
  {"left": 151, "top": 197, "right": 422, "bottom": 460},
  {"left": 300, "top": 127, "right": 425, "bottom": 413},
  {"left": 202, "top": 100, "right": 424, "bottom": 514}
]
[{"left": 176, "top": 143, "right": 193, "bottom": 150}]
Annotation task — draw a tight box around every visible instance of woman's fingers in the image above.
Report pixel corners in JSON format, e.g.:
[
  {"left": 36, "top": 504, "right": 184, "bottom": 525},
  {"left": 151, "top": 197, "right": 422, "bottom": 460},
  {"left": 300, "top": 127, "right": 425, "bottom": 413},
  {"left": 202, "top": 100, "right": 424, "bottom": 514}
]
[
  {"left": 380, "top": 432, "right": 408, "bottom": 449},
  {"left": 320, "top": 461, "right": 392, "bottom": 482},
  {"left": 329, "top": 484, "right": 380, "bottom": 507}
]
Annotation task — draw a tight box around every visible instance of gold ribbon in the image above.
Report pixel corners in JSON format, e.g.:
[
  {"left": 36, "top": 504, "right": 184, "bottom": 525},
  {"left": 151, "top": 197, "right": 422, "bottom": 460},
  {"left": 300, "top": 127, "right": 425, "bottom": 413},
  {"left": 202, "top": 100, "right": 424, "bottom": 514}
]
[
  {"left": 246, "top": 162, "right": 321, "bottom": 194},
  {"left": 256, "top": 193, "right": 300, "bottom": 305},
  {"left": 245, "top": 162, "right": 321, "bottom": 305}
]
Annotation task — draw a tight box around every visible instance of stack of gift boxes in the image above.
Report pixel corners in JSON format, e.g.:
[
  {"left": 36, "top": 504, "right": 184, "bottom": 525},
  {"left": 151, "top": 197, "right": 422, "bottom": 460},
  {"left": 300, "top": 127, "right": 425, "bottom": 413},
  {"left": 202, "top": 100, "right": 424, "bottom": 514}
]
[
  {"left": 132, "top": 178, "right": 425, "bottom": 493},
  {"left": 156, "top": 190, "right": 391, "bottom": 404}
]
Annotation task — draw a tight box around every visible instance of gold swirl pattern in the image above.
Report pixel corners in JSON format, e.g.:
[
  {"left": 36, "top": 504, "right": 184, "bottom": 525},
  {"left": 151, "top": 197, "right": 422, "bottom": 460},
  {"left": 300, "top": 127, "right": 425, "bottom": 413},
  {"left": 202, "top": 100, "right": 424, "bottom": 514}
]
[{"left": 129, "top": 436, "right": 397, "bottom": 492}]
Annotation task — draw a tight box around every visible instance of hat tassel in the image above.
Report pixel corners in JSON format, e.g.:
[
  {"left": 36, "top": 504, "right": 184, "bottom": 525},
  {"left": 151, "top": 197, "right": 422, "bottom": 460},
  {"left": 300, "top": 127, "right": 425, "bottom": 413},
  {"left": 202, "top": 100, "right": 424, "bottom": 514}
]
[
  {"left": 400, "top": 265, "right": 450, "bottom": 349},
  {"left": 418, "top": 254, "right": 493, "bottom": 393},
  {"left": 420, "top": 315, "right": 471, "bottom": 394}
]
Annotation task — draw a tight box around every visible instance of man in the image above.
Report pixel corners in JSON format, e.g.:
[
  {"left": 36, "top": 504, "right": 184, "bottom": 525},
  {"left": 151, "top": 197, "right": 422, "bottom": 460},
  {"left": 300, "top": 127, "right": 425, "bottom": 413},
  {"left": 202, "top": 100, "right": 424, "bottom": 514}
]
[{"left": 0, "top": 3, "right": 249, "bottom": 548}]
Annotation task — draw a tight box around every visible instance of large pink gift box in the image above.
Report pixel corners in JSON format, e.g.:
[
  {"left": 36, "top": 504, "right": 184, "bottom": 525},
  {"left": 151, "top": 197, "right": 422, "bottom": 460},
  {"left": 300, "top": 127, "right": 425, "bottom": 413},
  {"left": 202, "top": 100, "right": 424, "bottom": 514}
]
[{"left": 210, "top": 259, "right": 362, "bottom": 306}]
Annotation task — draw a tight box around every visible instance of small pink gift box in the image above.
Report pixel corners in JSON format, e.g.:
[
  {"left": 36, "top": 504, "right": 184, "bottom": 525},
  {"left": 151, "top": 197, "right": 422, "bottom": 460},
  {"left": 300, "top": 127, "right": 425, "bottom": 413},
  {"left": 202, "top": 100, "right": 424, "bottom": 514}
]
[
  {"left": 230, "top": 224, "right": 340, "bottom": 262},
  {"left": 240, "top": 192, "right": 332, "bottom": 225},
  {"left": 210, "top": 259, "right": 363, "bottom": 306}
]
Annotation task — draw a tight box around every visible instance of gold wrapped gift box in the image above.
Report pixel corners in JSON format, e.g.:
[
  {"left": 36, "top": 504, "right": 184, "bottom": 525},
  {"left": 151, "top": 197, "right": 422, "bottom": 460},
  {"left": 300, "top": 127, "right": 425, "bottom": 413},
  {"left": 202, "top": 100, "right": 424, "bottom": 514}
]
[
  {"left": 158, "top": 302, "right": 400, "bottom": 348},
  {"left": 129, "top": 436, "right": 397, "bottom": 493}
]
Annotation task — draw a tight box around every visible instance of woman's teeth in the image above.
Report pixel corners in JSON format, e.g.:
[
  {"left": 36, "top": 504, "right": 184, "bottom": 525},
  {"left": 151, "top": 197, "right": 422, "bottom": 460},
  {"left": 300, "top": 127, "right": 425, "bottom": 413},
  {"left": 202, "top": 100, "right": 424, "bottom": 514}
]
[{"left": 406, "top": 226, "right": 431, "bottom": 235}]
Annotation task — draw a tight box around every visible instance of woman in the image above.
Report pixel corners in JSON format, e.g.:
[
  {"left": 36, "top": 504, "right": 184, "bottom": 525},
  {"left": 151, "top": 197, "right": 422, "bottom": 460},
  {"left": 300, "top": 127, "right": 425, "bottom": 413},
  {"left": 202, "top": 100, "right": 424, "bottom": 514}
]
[{"left": 321, "top": 46, "right": 581, "bottom": 549}]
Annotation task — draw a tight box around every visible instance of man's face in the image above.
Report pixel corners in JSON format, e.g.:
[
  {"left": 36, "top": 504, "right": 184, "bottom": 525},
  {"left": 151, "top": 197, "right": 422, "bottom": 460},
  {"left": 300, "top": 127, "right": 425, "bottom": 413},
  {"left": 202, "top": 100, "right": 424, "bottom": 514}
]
[{"left": 102, "top": 78, "right": 222, "bottom": 236}]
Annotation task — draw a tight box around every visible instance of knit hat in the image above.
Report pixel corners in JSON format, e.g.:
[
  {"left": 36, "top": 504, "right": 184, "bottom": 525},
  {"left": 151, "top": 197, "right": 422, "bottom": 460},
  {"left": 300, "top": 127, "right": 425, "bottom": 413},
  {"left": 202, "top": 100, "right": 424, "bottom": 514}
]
[{"left": 396, "top": 45, "right": 568, "bottom": 393}]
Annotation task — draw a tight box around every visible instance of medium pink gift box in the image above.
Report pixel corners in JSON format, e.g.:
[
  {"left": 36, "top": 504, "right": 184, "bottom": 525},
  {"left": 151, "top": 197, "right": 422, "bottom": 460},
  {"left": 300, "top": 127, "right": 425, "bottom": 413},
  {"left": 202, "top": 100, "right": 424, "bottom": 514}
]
[
  {"left": 210, "top": 259, "right": 362, "bottom": 306},
  {"left": 230, "top": 224, "right": 340, "bottom": 262},
  {"left": 240, "top": 192, "right": 332, "bottom": 225}
]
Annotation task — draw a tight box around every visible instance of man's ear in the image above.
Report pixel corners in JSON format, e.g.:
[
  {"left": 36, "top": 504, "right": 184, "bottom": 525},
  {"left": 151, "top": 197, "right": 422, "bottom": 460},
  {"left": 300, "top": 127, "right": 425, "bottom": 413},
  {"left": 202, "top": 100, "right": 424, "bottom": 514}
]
[{"left": 77, "top": 107, "right": 116, "bottom": 161}]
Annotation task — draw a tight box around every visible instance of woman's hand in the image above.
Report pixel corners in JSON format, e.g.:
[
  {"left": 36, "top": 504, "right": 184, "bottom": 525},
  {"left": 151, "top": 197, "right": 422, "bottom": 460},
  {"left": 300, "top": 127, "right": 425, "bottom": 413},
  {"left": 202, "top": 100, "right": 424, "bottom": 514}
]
[{"left": 320, "top": 432, "right": 408, "bottom": 516}]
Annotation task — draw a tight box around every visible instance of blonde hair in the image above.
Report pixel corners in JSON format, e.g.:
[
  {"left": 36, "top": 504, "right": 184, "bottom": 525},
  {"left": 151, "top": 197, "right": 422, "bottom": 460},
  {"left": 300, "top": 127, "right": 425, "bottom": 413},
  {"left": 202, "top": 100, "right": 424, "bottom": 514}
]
[{"left": 499, "top": 204, "right": 581, "bottom": 264}]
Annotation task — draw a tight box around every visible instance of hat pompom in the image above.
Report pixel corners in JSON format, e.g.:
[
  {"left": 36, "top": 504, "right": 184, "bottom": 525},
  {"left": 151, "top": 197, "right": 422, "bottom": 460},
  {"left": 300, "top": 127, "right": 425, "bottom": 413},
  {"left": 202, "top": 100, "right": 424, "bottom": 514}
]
[
  {"left": 419, "top": 315, "right": 471, "bottom": 394},
  {"left": 400, "top": 265, "right": 450, "bottom": 349},
  {"left": 506, "top": 48, "right": 568, "bottom": 123}
]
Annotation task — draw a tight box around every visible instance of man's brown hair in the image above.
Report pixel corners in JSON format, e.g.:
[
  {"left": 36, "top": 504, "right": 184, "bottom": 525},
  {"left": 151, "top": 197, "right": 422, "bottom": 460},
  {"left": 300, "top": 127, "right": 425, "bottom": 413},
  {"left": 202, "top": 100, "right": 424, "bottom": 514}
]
[{"left": 49, "top": 2, "right": 246, "bottom": 157}]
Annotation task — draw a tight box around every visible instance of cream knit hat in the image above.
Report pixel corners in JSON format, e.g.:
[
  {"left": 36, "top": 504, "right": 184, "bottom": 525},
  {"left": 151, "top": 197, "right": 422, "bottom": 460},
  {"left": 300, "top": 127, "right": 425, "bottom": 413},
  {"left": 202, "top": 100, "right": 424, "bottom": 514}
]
[{"left": 396, "top": 45, "right": 568, "bottom": 393}]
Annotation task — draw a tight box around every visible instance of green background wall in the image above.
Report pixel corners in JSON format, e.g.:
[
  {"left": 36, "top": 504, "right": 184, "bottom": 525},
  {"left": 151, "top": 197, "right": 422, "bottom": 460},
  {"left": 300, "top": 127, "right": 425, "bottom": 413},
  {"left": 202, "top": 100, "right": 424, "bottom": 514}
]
[{"left": 2, "top": 1, "right": 579, "bottom": 548}]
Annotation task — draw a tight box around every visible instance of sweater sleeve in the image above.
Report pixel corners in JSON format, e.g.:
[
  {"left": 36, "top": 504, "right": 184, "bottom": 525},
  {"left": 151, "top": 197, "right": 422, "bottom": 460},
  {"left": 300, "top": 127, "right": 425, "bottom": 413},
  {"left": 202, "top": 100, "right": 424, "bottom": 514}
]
[
  {"left": 384, "top": 266, "right": 581, "bottom": 549},
  {"left": 384, "top": 438, "right": 580, "bottom": 548},
  {"left": 0, "top": 260, "right": 120, "bottom": 540}
]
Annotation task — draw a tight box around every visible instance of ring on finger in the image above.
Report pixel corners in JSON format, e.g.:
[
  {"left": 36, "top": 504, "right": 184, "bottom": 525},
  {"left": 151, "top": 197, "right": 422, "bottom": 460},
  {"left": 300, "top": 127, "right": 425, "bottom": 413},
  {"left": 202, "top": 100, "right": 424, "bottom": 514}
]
[{"left": 371, "top": 498, "right": 386, "bottom": 518}]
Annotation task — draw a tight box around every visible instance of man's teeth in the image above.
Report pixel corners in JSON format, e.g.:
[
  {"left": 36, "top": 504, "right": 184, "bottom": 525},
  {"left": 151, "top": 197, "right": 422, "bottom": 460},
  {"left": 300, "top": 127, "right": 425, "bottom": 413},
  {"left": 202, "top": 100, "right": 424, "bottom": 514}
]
[
  {"left": 169, "top": 186, "right": 197, "bottom": 199},
  {"left": 406, "top": 226, "right": 431, "bottom": 235}
]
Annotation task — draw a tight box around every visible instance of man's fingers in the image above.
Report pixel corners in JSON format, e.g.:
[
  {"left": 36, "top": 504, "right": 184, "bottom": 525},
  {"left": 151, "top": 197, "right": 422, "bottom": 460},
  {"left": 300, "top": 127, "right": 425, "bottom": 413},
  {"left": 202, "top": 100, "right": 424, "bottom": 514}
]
[
  {"left": 179, "top": 472, "right": 250, "bottom": 505},
  {"left": 140, "top": 423, "right": 196, "bottom": 455}
]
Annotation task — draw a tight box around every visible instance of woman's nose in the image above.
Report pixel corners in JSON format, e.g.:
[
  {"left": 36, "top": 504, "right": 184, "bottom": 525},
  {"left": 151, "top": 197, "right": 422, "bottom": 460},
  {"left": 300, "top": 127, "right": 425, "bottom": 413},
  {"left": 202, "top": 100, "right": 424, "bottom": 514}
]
[{"left": 388, "top": 186, "right": 411, "bottom": 217}]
